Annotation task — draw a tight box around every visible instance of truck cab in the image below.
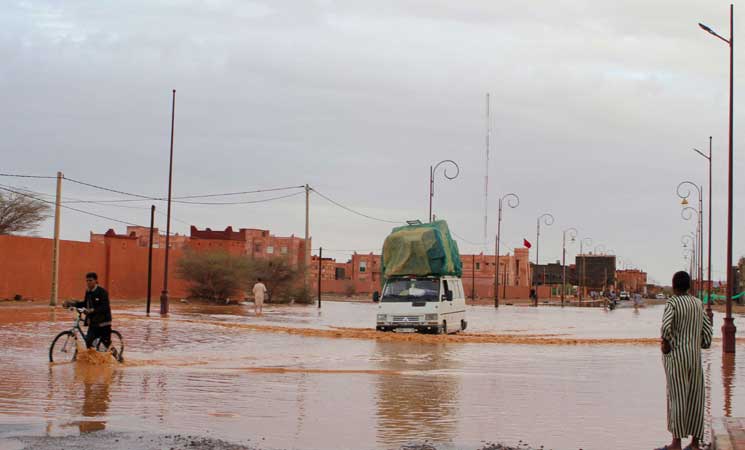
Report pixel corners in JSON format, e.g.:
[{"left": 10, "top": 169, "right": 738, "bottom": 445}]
[{"left": 375, "top": 275, "right": 466, "bottom": 334}]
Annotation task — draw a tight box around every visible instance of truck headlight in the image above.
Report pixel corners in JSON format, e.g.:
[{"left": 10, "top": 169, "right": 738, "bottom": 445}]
[
  {"left": 377, "top": 314, "right": 387, "bottom": 322},
  {"left": 425, "top": 314, "right": 438, "bottom": 321}
]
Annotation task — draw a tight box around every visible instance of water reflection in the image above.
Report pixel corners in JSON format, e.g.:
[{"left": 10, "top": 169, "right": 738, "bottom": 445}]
[
  {"left": 722, "top": 352, "right": 736, "bottom": 417},
  {"left": 77, "top": 363, "right": 113, "bottom": 432},
  {"left": 374, "top": 342, "right": 459, "bottom": 448}
]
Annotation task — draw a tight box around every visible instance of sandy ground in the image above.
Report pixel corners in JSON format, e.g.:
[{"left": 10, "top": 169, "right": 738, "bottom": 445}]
[{"left": 0, "top": 432, "right": 541, "bottom": 450}]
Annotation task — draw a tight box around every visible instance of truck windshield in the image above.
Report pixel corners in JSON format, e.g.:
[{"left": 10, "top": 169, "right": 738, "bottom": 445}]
[{"left": 381, "top": 279, "right": 439, "bottom": 302}]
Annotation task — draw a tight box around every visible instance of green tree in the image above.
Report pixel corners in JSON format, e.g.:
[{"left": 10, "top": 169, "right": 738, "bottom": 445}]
[
  {"left": 176, "top": 250, "right": 249, "bottom": 302},
  {"left": 246, "top": 256, "right": 309, "bottom": 303}
]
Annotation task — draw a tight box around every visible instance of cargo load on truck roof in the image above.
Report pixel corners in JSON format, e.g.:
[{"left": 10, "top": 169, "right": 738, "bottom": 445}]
[{"left": 381, "top": 220, "right": 462, "bottom": 279}]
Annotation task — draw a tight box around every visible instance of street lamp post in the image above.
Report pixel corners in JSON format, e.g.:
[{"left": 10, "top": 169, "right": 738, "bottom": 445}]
[
  {"left": 594, "top": 244, "right": 607, "bottom": 294},
  {"left": 699, "top": 4, "right": 736, "bottom": 353},
  {"left": 495, "top": 193, "right": 519, "bottom": 308},
  {"left": 578, "top": 237, "right": 592, "bottom": 304},
  {"left": 429, "top": 160, "right": 459, "bottom": 222},
  {"left": 561, "top": 227, "right": 578, "bottom": 307},
  {"left": 682, "top": 232, "right": 698, "bottom": 291},
  {"left": 678, "top": 181, "right": 704, "bottom": 298},
  {"left": 534, "top": 213, "right": 555, "bottom": 306},
  {"left": 694, "top": 137, "right": 714, "bottom": 323}
]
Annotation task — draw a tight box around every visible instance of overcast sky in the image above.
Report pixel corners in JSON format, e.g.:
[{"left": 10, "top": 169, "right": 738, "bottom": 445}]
[{"left": 2, "top": 0, "right": 743, "bottom": 284}]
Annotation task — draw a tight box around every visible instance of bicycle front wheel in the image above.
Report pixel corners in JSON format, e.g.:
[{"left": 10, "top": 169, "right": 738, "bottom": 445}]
[
  {"left": 96, "top": 330, "right": 124, "bottom": 362},
  {"left": 49, "top": 331, "right": 79, "bottom": 363}
]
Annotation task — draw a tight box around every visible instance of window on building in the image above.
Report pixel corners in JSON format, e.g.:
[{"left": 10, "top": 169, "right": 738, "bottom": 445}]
[
  {"left": 281, "top": 246, "right": 288, "bottom": 254},
  {"left": 255, "top": 245, "right": 261, "bottom": 252},
  {"left": 267, "top": 246, "right": 274, "bottom": 254},
  {"left": 476, "top": 262, "right": 481, "bottom": 270},
  {"left": 359, "top": 261, "right": 367, "bottom": 273}
]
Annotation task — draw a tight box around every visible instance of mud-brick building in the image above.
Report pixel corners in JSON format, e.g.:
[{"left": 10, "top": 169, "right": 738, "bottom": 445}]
[
  {"left": 531, "top": 261, "right": 577, "bottom": 286},
  {"left": 575, "top": 254, "right": 616, "bottom": 291},
  {"left": 616, "top": 269, "right": 648, "bottom": 293}
]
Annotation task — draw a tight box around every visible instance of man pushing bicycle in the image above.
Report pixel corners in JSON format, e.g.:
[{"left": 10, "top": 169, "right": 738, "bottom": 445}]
[{"left": 63, "top": 272, "right": 112, "bottom": 349}]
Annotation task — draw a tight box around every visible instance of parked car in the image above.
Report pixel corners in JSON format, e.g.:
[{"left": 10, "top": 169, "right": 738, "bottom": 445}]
[
  {"left": 619, "top": 291, "right": 630, "bottom": 301},
  {"left": 655, "top": 293, "right": 667, "bottom": 300}
]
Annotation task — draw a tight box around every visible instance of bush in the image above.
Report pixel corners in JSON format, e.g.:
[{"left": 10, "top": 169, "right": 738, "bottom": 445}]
[
  {"left": 176, "top": 250, "right": 249, "bottom": 302},
  {"left": 246, "top": 256, "right": 303, "bottom": 303},
  {"left": 291, "top": 285, "right": 314, "bottom": 304}
]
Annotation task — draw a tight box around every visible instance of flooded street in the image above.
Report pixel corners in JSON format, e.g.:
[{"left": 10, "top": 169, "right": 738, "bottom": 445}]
[{"left": 0, "top": 301, "right": 743, "bottom": 450}]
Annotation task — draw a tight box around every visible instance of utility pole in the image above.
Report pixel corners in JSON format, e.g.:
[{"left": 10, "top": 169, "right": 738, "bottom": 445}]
[
  {"left": 472, "top": 254, "right": 476, "bottom": 302},
  {"left": 317, "top": 247, "right": 322, "bottom": 308},
  {"left": 160, "top": 89, "right": 176, "bottom": 316},
  {"left": 146, "top": 205, "right": 155, "bottom": 315},
  {"left": 50, "top": 171, "right": 62, "bottom": 306},
  {"left": 305, "top": 184, "right": 311, "bottom": 294}
]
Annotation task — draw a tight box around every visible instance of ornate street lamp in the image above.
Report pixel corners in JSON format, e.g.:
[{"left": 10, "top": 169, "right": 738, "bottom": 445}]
[
  {"left": 533, "top": 213, "right": 555, "bottom": 306},
  {"left": 561, "top": 227, "right": 578, "bottom": 307},
  {"left": 578, "top": 237, "right": 592, "bottom": 304},
  {"left": 495, "top": 193, "right": 519, "bottom": 307},
  {"left": 429, "top": 160, "right": 459, "bottom": 222}
]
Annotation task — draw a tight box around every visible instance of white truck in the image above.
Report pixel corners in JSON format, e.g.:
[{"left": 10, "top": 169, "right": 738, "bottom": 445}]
[
  {"left": 374, "top": 220, "right": 466, "bottom": 334},
  {"left": 375, "top": 275, "right": 467, "bottom": 334}
]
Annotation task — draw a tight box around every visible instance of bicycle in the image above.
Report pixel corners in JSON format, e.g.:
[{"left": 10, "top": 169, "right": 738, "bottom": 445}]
[{"left": 49, "top": 307, "right": 124, "bottom": 363}]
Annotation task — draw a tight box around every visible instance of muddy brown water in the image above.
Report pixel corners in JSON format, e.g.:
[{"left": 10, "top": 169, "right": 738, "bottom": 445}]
[{"left": 0, "top": 301, "right": 743, "bottom": 450}]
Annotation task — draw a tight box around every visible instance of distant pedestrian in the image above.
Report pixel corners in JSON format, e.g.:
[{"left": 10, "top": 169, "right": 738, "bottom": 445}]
[
  {"left": 656, "top": 271, "right": 712, "bottom": 450},
  {"left": 252, "top": 278, "right": 267, "bottom": 316}
]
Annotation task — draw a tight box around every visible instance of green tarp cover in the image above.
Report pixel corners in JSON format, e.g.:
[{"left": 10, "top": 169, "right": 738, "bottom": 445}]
[{"left": 382, "top": 220, "right": 462, "bottom": 279}]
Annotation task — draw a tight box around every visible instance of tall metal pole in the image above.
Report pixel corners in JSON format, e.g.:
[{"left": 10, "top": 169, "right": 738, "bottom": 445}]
[
  {"left": 429, "top": 166, "right": 434, "bottom": 222},
  {"left": 483, "top": 93, "right": 490, "bottom": 249},
  {"left": 494, "top": 193, "right": 519, "bottom": 307},
  {"left": 429, "top": 160, "right": 459, "bottom": 223},
  {"left": 723, "top": 4, "right": 737, "bottom": 353},
  {"left": 160, "top": 89, "right": 176, "bottom": 315},
  {"left": 561, "top": 228, "right": 577, "bottom": 307},
  {"left": 562, "top": 233, "right": 566, "bottom": 307},
  {"left": 305, "top": 184, "right": 311, "bottom": 293},
  {"left": 146, "top": 205, "right": 155, "bottom": 315},
  {"left": 494, "top": 199, "right": 502, "bottom": 308},
  {"left": 707, "top": 137, "right": 713, "bottom": 322},
  {"left": 317, "top": 247, "right": 322, "bottom": 308},
  {"left": 472, "top": 254, "right": 476, "bottom": 302},
  {"left": 534, "top": 213, "right": 554, "bottom": 306},
  {"left": 50, "top": 171, "right": 62, "bottom": 307},
  {"left": 699, "top": 188, "right": 704, "bottom": 299}
]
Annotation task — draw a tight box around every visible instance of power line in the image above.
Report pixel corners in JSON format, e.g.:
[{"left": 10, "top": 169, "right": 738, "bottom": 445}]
[
  {"left": 60, "top": 185, "right": 306, "bottom": 204},
  {"left": 62, "top": 176, "right": 154, "bottom": 199},
  {"left": 2, "top": 184, "right": 192, "bottom": 227},
  {"left": 169, "top": 191, "right": 305, "bottom": 205},
  {"left": 0, "top": 186, "right": 142, "bottom": 227},
  {"left": 0, "top": 173, "right": 56, "bottom": 179},
  {"left": 310, "top": 187, "right": 404, "bottom": 224}
]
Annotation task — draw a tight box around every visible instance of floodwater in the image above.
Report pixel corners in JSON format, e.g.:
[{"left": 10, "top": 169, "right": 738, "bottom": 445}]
[{"left": 0, "top": 301, "right": 743, "bottom": 450}]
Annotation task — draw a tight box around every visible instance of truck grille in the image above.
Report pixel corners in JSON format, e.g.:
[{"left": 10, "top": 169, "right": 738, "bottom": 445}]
[{"left": 392, "top": 315, "right": 421, "bottom": 323}]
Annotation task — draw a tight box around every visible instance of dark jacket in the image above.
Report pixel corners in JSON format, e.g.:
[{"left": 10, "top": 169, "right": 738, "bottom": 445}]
[{"left": 74, "top": 286, "right": 112, "bottom": 327}]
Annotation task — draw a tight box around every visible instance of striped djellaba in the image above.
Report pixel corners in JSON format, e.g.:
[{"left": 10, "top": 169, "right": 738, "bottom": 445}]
[{"left": 661, "top": 294, "right": 713, "bottom": 440}]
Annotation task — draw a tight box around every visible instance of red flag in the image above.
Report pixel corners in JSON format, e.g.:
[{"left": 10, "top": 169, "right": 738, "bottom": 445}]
[{"left": 523, "top": 239, "right": 532, "bottom": 249}]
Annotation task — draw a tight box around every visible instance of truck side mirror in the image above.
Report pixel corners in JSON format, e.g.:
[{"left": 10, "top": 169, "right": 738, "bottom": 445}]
[{"left": 372, "top": 291, "right": 380, "bottom": 302}]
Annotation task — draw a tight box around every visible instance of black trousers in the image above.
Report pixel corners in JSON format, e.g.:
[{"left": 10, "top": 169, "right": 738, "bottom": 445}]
[{"left": 85, "top": 325, "right": 111, "bottom": 348}]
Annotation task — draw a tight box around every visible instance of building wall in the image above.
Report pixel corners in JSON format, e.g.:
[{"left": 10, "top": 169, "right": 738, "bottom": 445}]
[
  {"left": 616, "top": 269, "right": 648, "bottom": 293},
  {"left": 575, "top": 255, "right": 616, "bottom": 289},
  {"left": 1, "top": 225, "right": 308, "bottom": 301}
]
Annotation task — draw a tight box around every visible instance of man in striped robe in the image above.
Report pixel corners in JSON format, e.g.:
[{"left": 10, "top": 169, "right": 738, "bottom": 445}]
[{"left": 657, "top": 271, "right": 712, "bottom": 450}]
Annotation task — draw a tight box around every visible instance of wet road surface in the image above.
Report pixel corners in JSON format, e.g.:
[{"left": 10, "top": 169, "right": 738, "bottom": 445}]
[{"left": 0, "top": 301, "right": 743, "bottom": 450}]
